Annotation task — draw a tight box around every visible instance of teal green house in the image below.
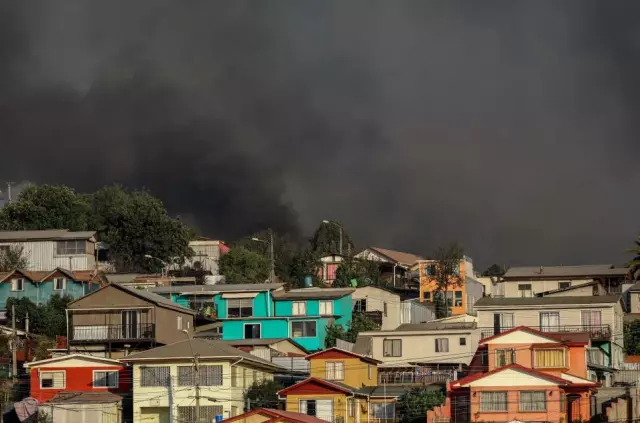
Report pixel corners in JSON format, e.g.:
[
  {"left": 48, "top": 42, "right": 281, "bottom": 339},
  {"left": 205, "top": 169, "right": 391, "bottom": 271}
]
[
  {"left": 0, "top": 268, "right": 102, "bottom": 319},
  {"left": 149, "top": 283, "right": 355, "bottom": 351}
]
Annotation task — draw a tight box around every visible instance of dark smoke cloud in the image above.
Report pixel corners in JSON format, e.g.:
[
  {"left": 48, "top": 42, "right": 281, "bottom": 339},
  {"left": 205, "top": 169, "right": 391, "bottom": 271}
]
[{"left": 1, "top": 1, "right": 639, "bottom": 268}]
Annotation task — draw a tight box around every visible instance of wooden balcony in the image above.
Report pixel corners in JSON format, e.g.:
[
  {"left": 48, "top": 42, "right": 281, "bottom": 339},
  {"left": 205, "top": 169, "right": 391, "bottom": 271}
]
[{"left": 70, "top": 323, "right": 155, "bottom": 343}]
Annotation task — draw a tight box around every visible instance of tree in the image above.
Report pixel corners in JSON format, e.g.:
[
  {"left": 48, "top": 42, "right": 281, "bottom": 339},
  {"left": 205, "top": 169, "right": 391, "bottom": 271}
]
[
  {"left": 333, "top": 257, "right": 381, "bottom": 288},
  {"left": 0, "top": 246, "right": 29, "bottom": 271},
  {"left": 325, "top": 323, "right": 349, "bottom": 348},
  {"left": 0, "top": 185, "right": 92, "bottom": 231},
  {"left": 624, "top": 320, "right": 640, "bottom": 355},
  {"left": 430, "top": 243, "right": 465, "bottom": 318},
  {"left": 325, "top": 312, "right": 380, "bottom": 347},
  {"left": 219, "top": 247, "right": 270, "bottom": 284},
  {"left": 244, "top": 380, "right": 282, "bottom": 410},
  {"left": 481, "top": 264, "right": 506, "bottom": 278},
  {"left": 310, "top": 222, "right": 354, "bottom": 256},
  {"left": 6, "top": 295, "right": 72, "bottom": 338},
  {"left": 397, "top": 387, "right": 445, "bottom": 423},
  {"left": 286, "top": 248, "right": 321, "bottom": 288},
  {"left": 627, "top": 236, "right": 640, "bottom": 280}
]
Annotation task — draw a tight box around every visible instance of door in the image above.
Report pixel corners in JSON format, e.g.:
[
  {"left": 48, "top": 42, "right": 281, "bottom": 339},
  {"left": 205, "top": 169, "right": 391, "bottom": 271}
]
[
  {"left": 244, "top": 323, "right": 260, "bottom": 339},
  {"left": 122, "top": 310, "right": 140, "bottom": 339},
  {"left": 140, "top": 407, "right": 170, "bottom": 423}
]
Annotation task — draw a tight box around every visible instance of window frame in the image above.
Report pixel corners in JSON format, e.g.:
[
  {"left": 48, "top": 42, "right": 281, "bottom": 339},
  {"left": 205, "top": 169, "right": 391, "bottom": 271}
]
[
  {"left": 93, "top": 370, "right": 119, "bottom": 388},
  {"left": 435, "top": 338, "right": 449, "bottom": 353},
  {"left": 423, "top": 291, "right": 431, "bottom": 301},
  {"left": 227, "top": 298, "right": 254, "bottom": 318},
  {"left": 56, "top": 240, "right": 87, "bottom": 255},
  {"left": 353, "top": 299, "right": 367, "bottom": 312},
  {"left": 519, "top": 390, "right": 547, "bottom": 412},
  {"left": 534, "top": 348, "right": 566, "bottom": 369},
  {"left": 371, "top": 402, "right": 395, "bottom": 419},
  {"left": 454, "top": 291, "right": 463, "bottom": 307},
  {"left": 480, "top": 391, "right": 508, "bottom": 412},
  {"left": 383, "top": 339, "right": 402, "bottom": 357},
  {"left": 518, "top": 283, "right": 533, "bottom": 297},
  {"left": 558, "top": 281, "right": 572, "bottom": 290},
  {"left": 40, "top": 370, "right": 66, "bottom": 389},
  {"left": 325, "top": 361, "right": 345, "bottom": 381},
  {"left": 292, "top": 301, "right": 307, "bottom": 316},
  {"left": 53, "top": 277, "right": 65, "bottom": 291},
  {"left": 177, "top": 316, "right": 183, "bottom": 330},
  {"left": 539, "top": 311, "right": 560, "bottom": 332},
  {"left": 495, "top": 348, "right": 515, "bottom": 367},
  {"left": 12, "top": 278, "right": 24, "bottom": 292},
  {"left": 319, "top": 300, "right": 333, "bottom": 316},
  {"left": 459, "top": 337, "right": 466, "bottom": 346},
  {"left": 291, "top": 320, "right": 317, "bottom": 338},
  {"left": 140, "top": 366, "right": 171, "bottom": 387}
]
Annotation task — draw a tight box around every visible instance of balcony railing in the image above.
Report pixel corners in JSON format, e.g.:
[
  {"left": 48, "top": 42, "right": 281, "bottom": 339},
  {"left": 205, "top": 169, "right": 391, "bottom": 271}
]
[
  {"left": 70, "top": 324, "right": 155, "bottom": 342},
  {"left": 378, "top": 371, "right": 452, "bottom": 385},
  {"left": 481, "top": 324, "right": 611, "bottom": 340}
]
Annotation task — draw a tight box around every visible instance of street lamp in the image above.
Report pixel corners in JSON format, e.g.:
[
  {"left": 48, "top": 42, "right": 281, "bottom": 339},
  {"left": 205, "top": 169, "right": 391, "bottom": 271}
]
[
  {"left": 144, "top": 254, "right": 168, "bottom": 278},
  {"left": 251, "top": 228, "right": 275, "bottom": 283},
  {"left": 322, "top": 220, "right": 343, "bottom": 256}
]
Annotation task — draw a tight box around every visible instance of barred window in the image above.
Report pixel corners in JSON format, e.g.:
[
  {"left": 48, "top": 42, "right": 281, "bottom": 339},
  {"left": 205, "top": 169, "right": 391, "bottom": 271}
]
[
  {"left": 325, "top": 362, "right": 344, "bottom": 380},
  {"left": 141, "top": 366, "right": 170, "bottom": 387},
  {"left": 178, "top": 365, "right": 223, "bottom": 386},
  {"left": 178, "top": 406, "right": 223, "bottom": 423},
  {"left": 519, "top": 391, "right": 546, "bottom": 412},
  {"left": 480, "top": 391, "right": 507, "bottom": 412}
]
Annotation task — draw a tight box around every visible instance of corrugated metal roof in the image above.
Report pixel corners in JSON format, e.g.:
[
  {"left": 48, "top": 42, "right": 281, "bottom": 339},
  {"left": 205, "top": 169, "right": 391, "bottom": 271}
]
[
  {"left": 503, "top": 264, "right": 628, "bottom": 279},
  {"left": 393, "top": 322, "right": 477, "bottom": 331},
  {"left": 149, "top": 283, "right": 284, "bottom": 295},
  {"left": 0, "top": 230, "right": 96, "bottom": 241},
  {"left": 49, "top": 391, "right": 122, "bottom": 404},
  {"left": 475, "top": 295, "right": 621, "bottom": 307},
  {"left": 272, "top": 287, "right": 354, "bottom": 300}
]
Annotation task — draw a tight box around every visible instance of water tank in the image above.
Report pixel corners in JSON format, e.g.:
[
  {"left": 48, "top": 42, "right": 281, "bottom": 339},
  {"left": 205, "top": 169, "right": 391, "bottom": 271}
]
[
  {"left": 215, "top": 415, "right": 224, "bottom": 423},
  {"left": 304, "top": 275, "right": 313, "bottom": 287}
]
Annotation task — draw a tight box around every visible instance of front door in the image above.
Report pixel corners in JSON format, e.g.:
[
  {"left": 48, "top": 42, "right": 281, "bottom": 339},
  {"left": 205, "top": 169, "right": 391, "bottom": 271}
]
[{"left": 122, "top": 310, "right": 139, "bottom": 339}]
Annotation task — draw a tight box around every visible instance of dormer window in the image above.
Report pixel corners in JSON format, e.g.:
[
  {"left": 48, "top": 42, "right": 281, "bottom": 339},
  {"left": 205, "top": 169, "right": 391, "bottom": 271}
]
[
  {"left": 54, "top": 277, "right": 65, "bottom": 290},
  {"left": 11, "top": 278, "right": 24, "bottom": 292}
]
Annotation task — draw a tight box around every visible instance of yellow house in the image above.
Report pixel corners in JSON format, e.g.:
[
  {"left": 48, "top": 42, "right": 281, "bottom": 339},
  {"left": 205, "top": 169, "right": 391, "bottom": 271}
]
[
  {"left": 124, "top": 338, "right": 284, "bottom": 423},
  {"left": 277, "top": 348, "right": 408, "bottom": 423}
]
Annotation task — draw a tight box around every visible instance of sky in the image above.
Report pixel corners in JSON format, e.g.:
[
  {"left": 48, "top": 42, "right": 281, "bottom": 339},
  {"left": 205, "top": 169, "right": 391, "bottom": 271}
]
[{"left": 0, "top": 1, "right": 639, "bottom": 269}]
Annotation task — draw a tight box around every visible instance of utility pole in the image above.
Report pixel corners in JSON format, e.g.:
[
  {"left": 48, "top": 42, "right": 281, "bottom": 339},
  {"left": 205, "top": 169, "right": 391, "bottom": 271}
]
[
  {"left": 194, "top": 352, "right": 201, "bottom": 423},
  {"left": 339, "top": 226, "right": 343, "bottom": 256},
  {"left": 11, "top": 304, "right": 17, "bottom": 381},
  {"left": 268, "top": 228, "right": 275, "bottom": 284},
  {"left": 25, "top": 312, "right": 29, "bottom": 333},
  {"left": 6, "top": 182, "right": 13, "bottom": 203}
]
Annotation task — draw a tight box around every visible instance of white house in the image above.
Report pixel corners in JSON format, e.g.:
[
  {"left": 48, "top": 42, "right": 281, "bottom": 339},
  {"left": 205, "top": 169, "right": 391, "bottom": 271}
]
[{"left": 0, "top": 230, "right": 97, "bottom": 271}]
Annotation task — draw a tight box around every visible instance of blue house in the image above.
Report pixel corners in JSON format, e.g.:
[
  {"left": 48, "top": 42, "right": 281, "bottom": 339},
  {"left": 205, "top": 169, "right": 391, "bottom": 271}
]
[
  {"left": 149, "top": 284, "right": 355, "bottom": 351},
  {"left": 0, "top": 268, "right": 102, "bottom": 320}
]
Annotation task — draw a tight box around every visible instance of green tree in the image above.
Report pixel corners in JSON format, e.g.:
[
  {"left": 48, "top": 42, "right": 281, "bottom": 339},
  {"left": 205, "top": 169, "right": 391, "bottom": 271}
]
[
  {"left": 219, "top": 247, "right": 270, "bottom": 284},
  {"left": 310, "top": 222, "right": 354, "bottom": 256},
  {"left": 0, "top": 245, "right": 29, "bottom": 271},
  {"left": 624, "top": 320, "right": 640, "bottom": 355},
  {"left": 244, "top": 380, "right": 282, "bottom": 410},
  {"left": 627, "top": 236, "right": 640, "bottom": 280},
  {"left": 333, "top": 257, "right": 381, "bottom": 288},
  {"left": 397, "top": 387, "right": 445, "bottom": 423},
  {"left": 325, "top": 323, "right": 349, "bottom": 348},
  {"left": 430, "top": 243, "right": 465, "bottom": 317},
  {"left": 0, "top": 185, "right": 92, "bottom": 231},
  {"left": 325, "top": 312, "right": 380, "bottom": 347},
  {"left": 286, "top": 248, "right": 321, "bottom": 288},
  {"left": 481, "top": 264, "right": 506, "bottom": 278},
  {"left": 6, "top": 295, "right": 72, "bottom": 338}
]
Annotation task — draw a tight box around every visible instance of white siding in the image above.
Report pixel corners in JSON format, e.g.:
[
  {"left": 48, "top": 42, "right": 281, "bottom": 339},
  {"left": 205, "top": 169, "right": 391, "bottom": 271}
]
[
  {"left": 185, "top": 241, "right": 222, "bottom": 274},
  {"left": 353, "top": 286, "right": 402, "bottom": 330},
  {"left": 0, "top": 240, "right": 95, "bottom": 271},
  {"left": 502, "top": 279, "right": 593, "bottom": 297}
]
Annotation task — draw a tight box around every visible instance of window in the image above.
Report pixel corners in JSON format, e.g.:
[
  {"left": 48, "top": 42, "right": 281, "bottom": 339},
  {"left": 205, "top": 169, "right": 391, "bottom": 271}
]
[
  {"left": 141, "top": 366, "right": 170, "bottom": 387},
  {"left": 178, "top": 365, "right": 223, "bottom": 386},
  {"left": 177, "top": 316, "right": 183, "bottom": 330},
  {"left": 293, "top": 301, "right": 307, "bottom": 316},
  {"left": 435, "top": 338, "right": 449, "bottom": 353},
  {"left": 326, "top": 264, "right": 338, "bottom": 281},
  {"left": 480, "top": 349, "right": 488, "bottom": 365},
  {"left": 178, "top": 406, "right": 223, "bottom": 423},
  {"left": 558, "top": 281, "right": 571, "bottom": 290},
  {"left": 325, "top": 362, "right": 345, "bottom": 380},
  {"left": 494, "top": 313, "right": 514, "bottom": 332},
  {"left": 232, "top": 406, "right": 239, "bottom": 417},
  {"left": 11, "top": 278, "right": 24, "bottom": 292},
  {"left": 581, "top": 310, "right": 602, "bottom": 327},
  {"left": 244, "top": 323, "right": 261, "bottom": 339},
  {"left": 231, "top": 366, "right": 238, "bottom": 387},
  {"left": 40, "top": 371, "right": 65, "bottom": 389},
  {"left": 353, "top": 298, "right": 367, "bottom": 312},
  {"left": 480, "top": 391, "right": 507, "bottom": 412},
  {"left": 93, "top": 370, "right": 118, "bottom": 388},
  {"left": 383, "top": 302, "right": 387, "bottom": 317},
  {"left": 495, "top": 349, "right": 515, "bottom": 367},
  {"left": 291, "top": 321, "right": 316, "bottom": 338},
  {"left": 518, "top": 284, "right": 533, "bottom": 297},
  {"left": 383, "top": 339, "right": 402, "bottom": 357},
  {"left": 534, "top": 349, "right": 565, "bottom": 368},
  {"left": 424, "top": 263, "right": 436, "bottom": 276},
  {"left": 445, "top": 292, "right": 453, "bottom": 307},
  {"left": 371, "top": 403, "right": 395, "bottom": 419},
  {"left": 56, "top": 240, "right": 86, "bottom": 255},
  {"left": 319, "top": 300, "right": 333, "bottom": 315},
  {"left": 299, "top": 399, "right": 333, "bottom": 419},
  {"left": 454, "top": 291, "right": 463, "bottom": 307},
  {"left": 53, "top": 278, "right": 65, "bottom": 290},
  {"left": 423, "top": 291, "right": 431, "bottom": 301},
  {"left": 227, "top": 298, "right": 253, "bottom": 318},
  {"left": 459, "top": 337, "right": 466, "bottom": 346},
  {"left": 519, "top": 391, "right": 546, "bottom": 412},
  {"left": 539, "top": 312, "right": 560, "bottom": 332},
  {"left": 368, "top": 365, "right": 372, "bottom": 380}
]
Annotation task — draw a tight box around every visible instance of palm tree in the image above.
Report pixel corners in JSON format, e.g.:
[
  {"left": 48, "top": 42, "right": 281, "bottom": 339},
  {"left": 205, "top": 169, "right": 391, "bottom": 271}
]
[{"left": 627, "top": 236, "right": 640, "bottom": 280}]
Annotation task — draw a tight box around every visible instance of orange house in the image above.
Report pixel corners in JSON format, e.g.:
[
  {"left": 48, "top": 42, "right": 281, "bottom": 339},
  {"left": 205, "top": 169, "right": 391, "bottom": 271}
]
[
  {"left": 430, "top": 326, "right": 598, "bottom": 423},
  {"left": 418, "top": 257, "right": 472, "bottom": 316}
]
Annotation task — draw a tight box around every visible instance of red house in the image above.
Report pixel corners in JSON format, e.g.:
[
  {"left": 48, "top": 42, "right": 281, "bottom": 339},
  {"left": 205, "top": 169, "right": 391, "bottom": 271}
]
[{"left": 24, "top": 353, "right": 130, "bottom": 402}]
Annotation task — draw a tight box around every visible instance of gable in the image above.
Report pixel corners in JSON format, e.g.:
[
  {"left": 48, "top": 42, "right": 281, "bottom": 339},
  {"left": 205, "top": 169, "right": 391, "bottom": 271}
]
[
  {"left": 308, "top": 349, "right": 360, "bottom": 361},
  {"left": 69, "top": 284, "right": 150, "bottom": 308},
  {"left": 483, "top": 330, "right": 560, "bottom": 345},
  {"left": 26, "top": 354, "right": 122, "bottom": 369},
  {"left": 461, "top": 368, "right": 560, "bottom": 388},
  {"left": 281, "top": 380, "right": 349, "bottom": 396}
]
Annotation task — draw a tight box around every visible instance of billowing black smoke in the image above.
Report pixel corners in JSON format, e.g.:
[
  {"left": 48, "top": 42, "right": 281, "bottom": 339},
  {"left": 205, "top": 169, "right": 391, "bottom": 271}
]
[{"left": 1, "top": 1, "right": 639, "bottom": 266}]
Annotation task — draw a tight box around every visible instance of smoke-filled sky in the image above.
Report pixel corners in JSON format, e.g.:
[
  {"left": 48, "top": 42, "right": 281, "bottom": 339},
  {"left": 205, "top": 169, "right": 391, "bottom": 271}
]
[{"left": 1, "top": 1, "right": 639, "bottom": 268}]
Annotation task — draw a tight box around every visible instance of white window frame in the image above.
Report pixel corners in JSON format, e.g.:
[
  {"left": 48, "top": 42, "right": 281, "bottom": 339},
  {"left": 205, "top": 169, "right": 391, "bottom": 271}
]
[
  {"left": 319, "top": 300, "right": 334, "bottom": 316},
  {"left": 325, "top": 361, "right": 345, "bottom": 380},
  {"left": 40, "top": 370, "right": 66, "bottom": 389},
  {"left": 383, "top": 339, "right": 402, "bottom": 357},
  {"left": 519, "top": 391, "right": 546, "bottom": 412},
  {"left": 53, "top": 277, "right": 65, "bottom": 291},
  {"left": 93, "top": 370, "right": 119, "bottom": 388},
  {"left": 292, "top": 301, "right": 307, "bottom": 316},
  {"left": 12, "top": 278, "right": 24, "bottom": 292},
  {"left": 177, "top": 316, "right": 183, "bottom": 330},
  {"left": 435, "top": 338, "right": 449, "bottom": 353}
]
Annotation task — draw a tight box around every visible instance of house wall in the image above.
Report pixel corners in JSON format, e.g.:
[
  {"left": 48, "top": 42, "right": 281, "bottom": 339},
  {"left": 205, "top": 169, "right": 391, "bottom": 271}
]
[
  {"left": 309, "top": 355, "right": 378, "bottom": 388},
  {"left": 366, "top": 330, "right": 480, "bottom": 366},
  {"left": 419, "top": 259, "right": 469, "bottom": 316},
  {"left": 487, "top": 342, "right": 587, "bottom": 378},
  {"left": 353, "top": 287, "right": 401, "bottom": 330},
  {"left": 285, "top": 392, "right": 397, "bottom": 423},
  {"left": 400, "top": 301, "right": 435, "bottom": 326},
  {"left": 469, "top": 386, "right": 567, "bottom": 423},
  {"left": 184, "top": 241, "right": 221, "bottom": 274},
  {"left": 501, "top": 279, "right": 593, "bottom": 297},
  {"left": 0, "top": 276, "right": 92, "bottom": 309},
  {"left": 543, "top": 284, "right": 599, "bottom": 297},
  {"left": 216, "top": 291, "right": 271, "bottom": 319},
  {"left": 0, "top": 240, "right": 96, "bottom": 271},
  {"left": 41, "top": 402, "right": 119, "bottom": 423},
  {"left": 29, "top": 364, "right": 129, "bottom": 402},
  {"left": 132, "top": 361, "right": 273, "bottom": 423},
  {"left": 629, "top": 292, "right": 640, "bottom": 313}
]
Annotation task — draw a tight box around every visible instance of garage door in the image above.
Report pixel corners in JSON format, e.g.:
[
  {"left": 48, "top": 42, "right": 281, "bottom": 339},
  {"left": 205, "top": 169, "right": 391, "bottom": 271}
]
[{"left": 140, "top": 407, "right": 170, "bottom": 423}]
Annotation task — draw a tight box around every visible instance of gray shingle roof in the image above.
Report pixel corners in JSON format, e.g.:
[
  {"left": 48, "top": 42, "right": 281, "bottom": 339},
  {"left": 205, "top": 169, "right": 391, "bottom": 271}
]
[
  {"left": 474, "top": 295, "right": 621, "bottom": 307},
  {"left": 149, "top": 283, "right": 284, "bottom": 295},
  {"left": 0, "top": 230, "right": 96, "bottom": 241},
  {"left": 123, "top": 338, "right": 284, "bottom": 370},
  {"left": 272, "top": 288, "right": 354, "bottom": 300},
  {"left": 503, "top": 264, "right": 628, "bottom": 279},
  {"left": 223, "top": 338, "right": 308, "bottom": 353}
]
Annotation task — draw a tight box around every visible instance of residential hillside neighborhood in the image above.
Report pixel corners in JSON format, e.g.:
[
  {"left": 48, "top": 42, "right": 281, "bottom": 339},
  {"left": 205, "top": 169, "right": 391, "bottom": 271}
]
[{"left": 0, "top": 223, "right": 639, "bottom": 423}]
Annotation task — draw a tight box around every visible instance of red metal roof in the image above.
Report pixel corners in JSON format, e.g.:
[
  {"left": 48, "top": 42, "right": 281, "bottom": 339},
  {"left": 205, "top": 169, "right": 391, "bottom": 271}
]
[{"left": 223, "top": 408, "right": 329, "bottom": 423}]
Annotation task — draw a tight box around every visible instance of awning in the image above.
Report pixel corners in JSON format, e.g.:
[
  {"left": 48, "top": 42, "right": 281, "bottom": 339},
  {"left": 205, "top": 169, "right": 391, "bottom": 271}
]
[{"left": 222, "top": 292, "right": 259, "bottom": 299}]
